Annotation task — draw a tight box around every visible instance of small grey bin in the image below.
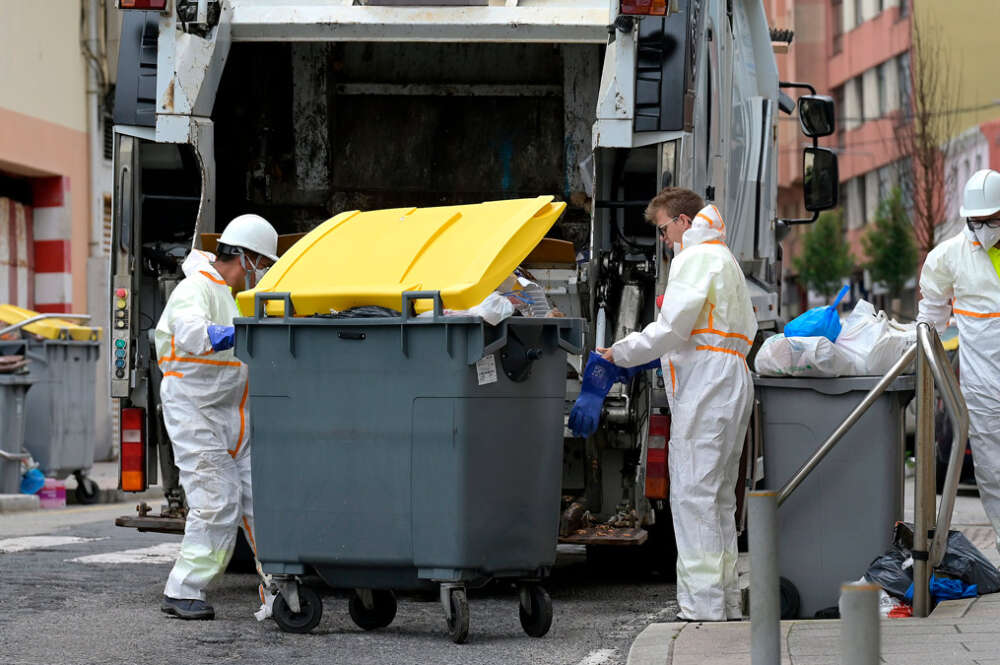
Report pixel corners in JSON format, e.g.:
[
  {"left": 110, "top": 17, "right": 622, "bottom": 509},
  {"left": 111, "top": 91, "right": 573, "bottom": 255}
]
[
  {"left": 0, "top": 373, "right": 34, "bottom": 495},
  {"left": 755, "top": 374, "right": 915, "bottom": 619},
  {"left": 235, "top": 291, "right": 582, "bottom": 641},
  {"left": 21, "top": 341, "right": 100, "bottom": 489}
]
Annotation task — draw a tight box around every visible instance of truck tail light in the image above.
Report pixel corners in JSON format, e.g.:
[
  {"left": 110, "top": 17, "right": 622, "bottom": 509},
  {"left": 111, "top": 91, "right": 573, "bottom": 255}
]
[
  {"left": 121, "top": 407, "right": 146, "bottom": 491},
  {"left": 645, "top": 414, "right": 670, "bottom": 499},
  {"left": 118, "top": 0, "right": 168, "bottom": 10},
  {"left": 620, "top": 0, "right": 668, "bottom": 16}
]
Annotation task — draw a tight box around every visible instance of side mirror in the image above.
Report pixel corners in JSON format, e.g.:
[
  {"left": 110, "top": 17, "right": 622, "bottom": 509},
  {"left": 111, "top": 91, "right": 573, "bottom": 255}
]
[
  {"left": 798, "top": 95, "right": 836, "bottom": 138},
  {"left": 803, "top": 147, "right": 839, "bottom": 212}
]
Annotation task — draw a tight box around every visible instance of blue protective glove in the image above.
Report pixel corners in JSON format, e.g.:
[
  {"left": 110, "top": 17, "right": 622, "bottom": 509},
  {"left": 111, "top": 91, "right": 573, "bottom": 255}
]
[
  {"left": 207, "top": 325, "right": 236, "bottom": 352},
  {"left": 617, "top": 358, "right": 661, "bottom": 383},
  {"left": 569, "top": 352, "right": 624, "bottom": 437}
]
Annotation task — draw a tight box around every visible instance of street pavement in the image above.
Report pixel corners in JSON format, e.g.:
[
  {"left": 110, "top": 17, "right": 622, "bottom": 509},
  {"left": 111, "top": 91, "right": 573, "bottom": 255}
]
[{"left": 0, "top": 501, "right": 678, "bottom": 665}]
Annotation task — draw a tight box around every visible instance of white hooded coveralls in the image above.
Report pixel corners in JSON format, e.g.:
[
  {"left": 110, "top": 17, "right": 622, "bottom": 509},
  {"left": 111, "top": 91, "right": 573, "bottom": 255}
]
[
  {"left": 918, "top": 227, "right": 1000, "bottom": 552},
  {"left": 612, "top": 205, "right": 758, "bottom": 621},
  {"left": 155, "top": 250, "right": 256, "bottom": 601}
]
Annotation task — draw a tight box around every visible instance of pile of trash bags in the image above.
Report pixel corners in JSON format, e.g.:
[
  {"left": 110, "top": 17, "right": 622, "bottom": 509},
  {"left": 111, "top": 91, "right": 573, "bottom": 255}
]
[
  {"left": 863, "top": 522, "right": 1000, "bottom": 616},
  {"left": 756, "top": 292, "right": 916, "bottom": 378}
]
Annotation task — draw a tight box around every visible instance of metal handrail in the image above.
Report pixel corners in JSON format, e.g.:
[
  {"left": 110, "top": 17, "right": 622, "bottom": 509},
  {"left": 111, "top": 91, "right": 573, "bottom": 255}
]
[
  {"left": 777, "top": 344, "right": 916, "bottom": 507},
  {"left": 0, "top": 314, "right": 92, "bottom": 338}
]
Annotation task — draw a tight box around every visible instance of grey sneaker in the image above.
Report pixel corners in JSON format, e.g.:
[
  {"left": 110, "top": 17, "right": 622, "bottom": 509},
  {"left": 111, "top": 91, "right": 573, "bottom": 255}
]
[{"left": 161, "top": 595, "right": 215, "bottom": 620}]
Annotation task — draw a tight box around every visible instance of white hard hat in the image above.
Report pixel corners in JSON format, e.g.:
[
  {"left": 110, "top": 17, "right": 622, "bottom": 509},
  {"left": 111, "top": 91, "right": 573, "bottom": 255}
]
[
  {"left": 960, "top": 169, "right": 1000, "bottom": 218},
  {"left": 218, "top": 214, "right": 279, "bottom": 262}
]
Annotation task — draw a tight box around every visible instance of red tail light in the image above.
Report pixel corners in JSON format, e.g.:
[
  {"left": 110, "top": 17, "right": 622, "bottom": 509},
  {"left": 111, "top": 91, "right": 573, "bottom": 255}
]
[
  {"left": 621, "top": 0, "right": 668, "bottom": 16},
  {"left": 645, "top": 414, "right": 670, "bottom": 499},
  {"left": 121, "top": 407, "right": 146, "bottom": 491},
  {"left": 118, "top": 0, "right": 168, "bottom": 10}
]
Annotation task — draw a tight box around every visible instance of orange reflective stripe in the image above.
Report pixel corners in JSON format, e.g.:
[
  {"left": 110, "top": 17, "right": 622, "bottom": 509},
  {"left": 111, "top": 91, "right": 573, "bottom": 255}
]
[
  {"left": 162, "top": 371, "right": 184, "bottom": 378},
  {"left": 160, "top": 334, "right": 241, "bottom": 368},
  {"left": 695, "top": 344, "right": 746, "bottom": 359},
  {"left": 697, "top": 212, "right": 717, "bottom": 228},
  {"left": 972, "top": 241, "right": 982, "bottom": 247},
  {"left": 704, "top": 240, "right": 725, "bottom": 245},
  {"left": 668, "top": 360, "right": 676, "bottom": 396},
  {"left": 953, "top": 307, "right": 1000, "bottom": 319},
  {"left": 229, "top": 380, "right": 250, "bottom": 458},
  {"left": 691, "top": 304, "right": 753, "bottom": 345},
  {"left": 241, "top": 515, "right": 257, "bottom": 555},
  {"left": 199, "top": 270, "right": 228, "bottom": 286}
]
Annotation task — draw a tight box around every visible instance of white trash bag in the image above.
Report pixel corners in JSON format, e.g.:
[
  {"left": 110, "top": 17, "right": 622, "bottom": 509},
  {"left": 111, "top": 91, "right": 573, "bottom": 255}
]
[
  {"left": 754, "top": 333, "right": 855, "bottom": 378},
  {"left": 835, "top": 300, "right": 915, "bottom": 375}
]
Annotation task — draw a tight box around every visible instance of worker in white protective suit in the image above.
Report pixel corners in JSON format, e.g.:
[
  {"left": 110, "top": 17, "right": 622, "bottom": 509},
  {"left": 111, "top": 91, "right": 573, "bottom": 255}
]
[
  {"left": 599, "top": 188, "right": 758, "bottom": 621},
  {"left": 918, "top": 168, "right": 1000, "bottom": 555},
  {"left": 156, "top": 214, "right": 278, "bottom": 620}
]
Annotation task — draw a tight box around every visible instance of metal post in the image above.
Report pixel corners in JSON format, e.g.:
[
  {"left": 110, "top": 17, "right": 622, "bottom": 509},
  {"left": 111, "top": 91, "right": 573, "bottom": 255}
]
[
  {"left": 749, "top": 491, "right": 780, "bottom": 665},
  {"left": 912, "top": 337, "right": 935, "bottom": 618},
  {"left": 839, "top": 583, "right": 880, "bottom": 665}
]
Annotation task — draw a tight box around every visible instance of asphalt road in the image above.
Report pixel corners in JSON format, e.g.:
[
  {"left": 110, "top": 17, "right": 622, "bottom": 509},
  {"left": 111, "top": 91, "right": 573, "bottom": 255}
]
[{"left": 0, "top": 504, "right": 677, "bottom": 665}]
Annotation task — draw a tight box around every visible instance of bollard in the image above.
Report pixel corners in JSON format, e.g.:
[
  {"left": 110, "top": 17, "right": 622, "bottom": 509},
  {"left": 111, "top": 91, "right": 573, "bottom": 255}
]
[
  {"left": 839, "top": 583, "right": 880, "bottom": 665},
  {"left": 749, "top": 491, "right": 780, "bottom": 665}
]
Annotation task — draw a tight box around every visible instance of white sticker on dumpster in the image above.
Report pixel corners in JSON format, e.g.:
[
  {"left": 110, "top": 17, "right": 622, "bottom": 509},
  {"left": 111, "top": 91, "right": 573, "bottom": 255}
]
[{"left": 476, "top": 354, "right": 498, "bottom": 385}]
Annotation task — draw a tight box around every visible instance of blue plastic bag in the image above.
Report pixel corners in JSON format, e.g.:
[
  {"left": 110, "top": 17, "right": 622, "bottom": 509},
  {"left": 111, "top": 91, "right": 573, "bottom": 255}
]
[
  {"left": 783, "top": 284, "right": 849, "bottom": 342},
  {"left": 20, "top": 468, "right": 44, "bottom": 495}
]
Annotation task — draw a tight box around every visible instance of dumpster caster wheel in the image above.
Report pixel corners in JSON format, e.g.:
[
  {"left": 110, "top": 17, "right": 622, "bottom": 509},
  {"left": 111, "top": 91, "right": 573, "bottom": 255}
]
[
  {"left": 518, "top": 584, "right": 552, "bottom": 638},
  {"left": 780, "top": 577, "right": 800, "bottom": 620},
  {"left": 273, "top": 586, "right": 323, "bottom": 634},
  {"left": 444, "top": 588, "right": 469, "bottom": 644},
  {"left": 74, "top": 474, "right": 99, "bottom": 505},
  {"left": 349, "top": 590, "right": 397, "bottom": 630}
]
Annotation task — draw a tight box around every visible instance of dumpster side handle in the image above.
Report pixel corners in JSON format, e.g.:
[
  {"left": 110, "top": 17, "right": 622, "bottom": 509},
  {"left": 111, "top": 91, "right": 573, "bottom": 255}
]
[{"left": 400, "top": 291, "right": 445, "bottom": 357}]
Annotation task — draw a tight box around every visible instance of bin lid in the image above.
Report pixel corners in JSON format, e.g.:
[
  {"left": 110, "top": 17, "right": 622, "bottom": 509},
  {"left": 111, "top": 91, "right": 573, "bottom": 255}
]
[
  {"left": 236, "top": 196, "right": 566, "bottom": 316},
  {"left": 753, "top": 373, "right": 915, "bottom": 395},
  {"left": 0, "top": 305, "right": 102, "bottom": 342}
]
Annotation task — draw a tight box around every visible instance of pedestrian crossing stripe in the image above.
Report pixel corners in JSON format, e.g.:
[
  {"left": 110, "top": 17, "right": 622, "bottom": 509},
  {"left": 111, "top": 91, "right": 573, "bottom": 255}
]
[
  {"left": 68, "top": 542, "right": 180, "bottom": 565},
  {"left": 0, "top": 536, "right": 104, "bottom": 553}
]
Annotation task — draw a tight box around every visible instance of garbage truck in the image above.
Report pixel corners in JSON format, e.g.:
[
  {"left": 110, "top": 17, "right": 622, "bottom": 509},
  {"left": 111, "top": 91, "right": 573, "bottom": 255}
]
[{"left": 110, "top": 0, "right": 839, "bottom": 558}]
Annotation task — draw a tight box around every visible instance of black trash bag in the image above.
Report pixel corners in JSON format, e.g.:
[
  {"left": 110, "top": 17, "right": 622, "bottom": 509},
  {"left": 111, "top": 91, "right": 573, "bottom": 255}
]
[
  {"left": 866, "top": 522, "right": 1000, "bottom": 600},
  {"left": 316, "top": 306, "right": 401, "bottom": 319},
  {"left": 865, "top": 545, "right": 913, "bottom": 600}
]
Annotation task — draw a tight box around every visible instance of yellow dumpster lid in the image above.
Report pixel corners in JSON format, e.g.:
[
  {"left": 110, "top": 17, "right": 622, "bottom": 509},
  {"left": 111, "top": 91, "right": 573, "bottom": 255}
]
[
  {"left": 237, "top": 196, "right": 566, "bottom": 316},
  {"left": 0, "top": 304, "right": 102, "bottom": 341}
]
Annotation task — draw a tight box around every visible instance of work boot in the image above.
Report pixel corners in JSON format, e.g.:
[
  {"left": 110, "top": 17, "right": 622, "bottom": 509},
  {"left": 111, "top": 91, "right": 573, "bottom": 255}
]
[{"left": 161, "top": 595, "right": 215, "bottom": 620}]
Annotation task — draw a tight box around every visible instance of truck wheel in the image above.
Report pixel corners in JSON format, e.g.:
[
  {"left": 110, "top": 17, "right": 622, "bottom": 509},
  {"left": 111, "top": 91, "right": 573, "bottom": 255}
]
[
  {"left": 273, "top": 586, "right": 323, "bottom": 633},
  {"left": 348, "top": 589, "right": 397, "bottom": 630},
  {"left": 444, "top": 587, "right": 469, "bottom": 644},
  {"left": 518, "top": 584, "right": 553, "bottom": 638},
  {"left": 75, "top": 476, "right": 100, "bottom": 505}
]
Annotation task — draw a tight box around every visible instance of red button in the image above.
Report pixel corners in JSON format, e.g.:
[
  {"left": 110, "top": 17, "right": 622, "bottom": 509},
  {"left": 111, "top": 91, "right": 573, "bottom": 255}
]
[{"left": 116, "top": 288, "right": 127, "bottom": 298}]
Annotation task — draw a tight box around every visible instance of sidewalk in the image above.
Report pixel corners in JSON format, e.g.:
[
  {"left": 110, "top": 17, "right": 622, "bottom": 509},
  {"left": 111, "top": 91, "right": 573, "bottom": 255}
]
[
  {"left": 627, "top": 593, "right": 1000, "bottom": 665},
  {"left": 627, "top": 479, "right": 1000, "bottom": 665},
  {"left": 0, "top": 461, "right": 163, "bottom": 513}
]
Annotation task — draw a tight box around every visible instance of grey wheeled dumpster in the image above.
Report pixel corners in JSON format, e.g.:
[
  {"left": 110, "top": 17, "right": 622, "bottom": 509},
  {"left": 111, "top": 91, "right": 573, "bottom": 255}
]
[
  {"left": 20, "top": 338, "right": 101, "bottom": 503},
  {"left": 0, "top": 372, "right": 34, "bottom": 495},
  {"left": 236, "top": 291, "right": 582, "bottom": 642},
  {"left": 755, "top": 374, "right": 914, "bottom": 619}
]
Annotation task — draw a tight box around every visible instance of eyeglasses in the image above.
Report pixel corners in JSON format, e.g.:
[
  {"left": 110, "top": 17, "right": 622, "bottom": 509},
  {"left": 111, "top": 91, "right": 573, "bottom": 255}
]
[
  {"left": 968, "top": 218, "right": 1000, "bottom": 229},
  {"left": 657, "top": 215, "right": 680, "bottom": 236}
]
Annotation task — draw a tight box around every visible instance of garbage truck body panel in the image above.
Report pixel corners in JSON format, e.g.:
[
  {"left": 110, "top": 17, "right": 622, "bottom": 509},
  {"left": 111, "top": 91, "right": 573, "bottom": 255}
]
[{"left": 110, "top": 1, "right": 836, "bottom": 545}]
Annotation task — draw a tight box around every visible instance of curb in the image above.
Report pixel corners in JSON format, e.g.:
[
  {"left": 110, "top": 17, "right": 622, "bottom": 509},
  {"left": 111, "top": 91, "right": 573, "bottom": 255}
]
[
  {"left": 0, "top": 488, "right": 164, "bottom": 514},
  {"left": 0, "top": 493, "right": 40, "bottom": 514}
]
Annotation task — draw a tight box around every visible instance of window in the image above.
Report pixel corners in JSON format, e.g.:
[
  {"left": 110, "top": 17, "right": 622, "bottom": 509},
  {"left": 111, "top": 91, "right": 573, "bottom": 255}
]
[
  {"left": 877, "top": 166, "right": 892, "bottom": 204},
  {"left": 897, "top": 53, "right": 912, "bottom": 112},
  {"left": 832, "top": 0, "right": 844, "bottom": 54},
  {"left": 855, "top": 76, "right": 865, "bottom": 126},
  {"left": 854, "top": 0, "right": 863, "bottom": 27},
  {"left": 833, "top": 85, "right": 846, "bottom": 147},
  {"left": 876, "top": 63, "right": 887, "bottom": 116},
  {"left": 858, "top": 175, "right": 868, "bottom": 226},
  {"left": 900, "top": 0, "right": 910, "bottom": 18}
]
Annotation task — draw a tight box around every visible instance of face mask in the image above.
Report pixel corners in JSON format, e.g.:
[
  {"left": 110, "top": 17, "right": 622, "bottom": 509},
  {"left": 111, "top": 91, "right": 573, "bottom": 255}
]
[{"left": 972, "top": 224, "right": 1000, "bottom": 250}]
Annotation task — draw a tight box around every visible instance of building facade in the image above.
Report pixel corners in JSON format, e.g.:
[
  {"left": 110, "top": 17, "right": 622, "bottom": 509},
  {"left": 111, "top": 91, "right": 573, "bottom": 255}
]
[
  {"left": 768, "top": 0, "right": 1000, "bottom": 317},
  {"left": 0, "top": 0, "right": 120, "bottom": 461}
]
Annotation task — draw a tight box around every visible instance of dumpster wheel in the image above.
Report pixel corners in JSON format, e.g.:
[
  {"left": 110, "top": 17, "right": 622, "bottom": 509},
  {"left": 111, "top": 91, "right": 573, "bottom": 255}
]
[
  {"left": 518, "top": 584, "right": 553, "bottom": 638},
  {"left": 74, "top": 472, "right": 99, "bottom": 505},
  {"left": 273, "top": 586, "right": 323, "bottom": 633},
  {"left": 443, "top": 587, "right": 470, "bottom": 644},
  {"left": 348, "top": 589, "right": 397, "bottom": 630}
]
